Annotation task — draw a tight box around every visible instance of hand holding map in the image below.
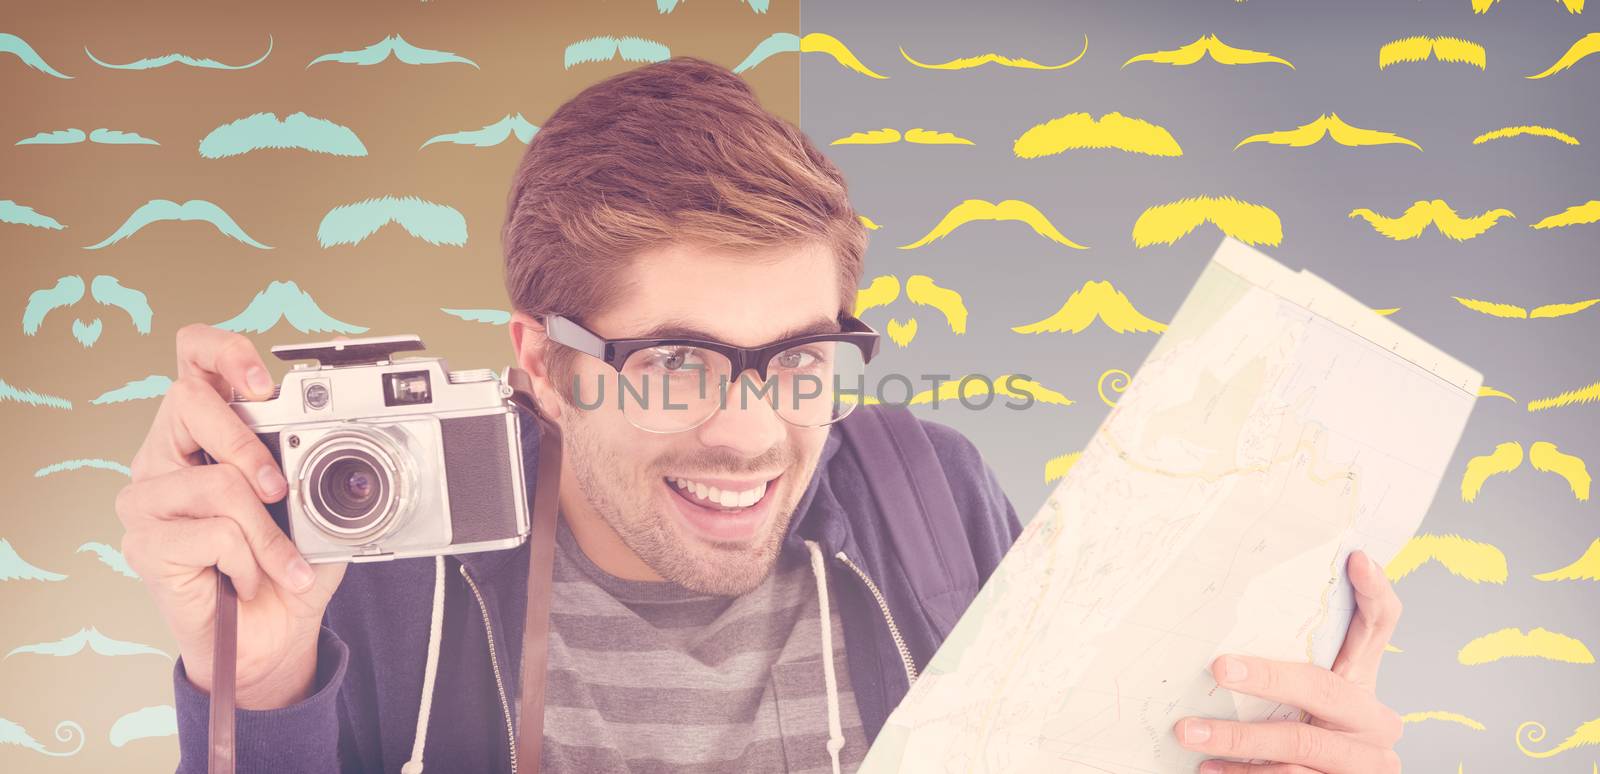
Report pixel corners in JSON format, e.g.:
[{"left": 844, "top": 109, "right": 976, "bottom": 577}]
[{"left": 861, "top": 237, "right": 1483, "bottom": 773}]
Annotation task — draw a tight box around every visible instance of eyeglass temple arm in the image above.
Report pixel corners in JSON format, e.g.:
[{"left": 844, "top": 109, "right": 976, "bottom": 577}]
[{"left": 543, "top": 315, "right": 607, "bottom": 359}]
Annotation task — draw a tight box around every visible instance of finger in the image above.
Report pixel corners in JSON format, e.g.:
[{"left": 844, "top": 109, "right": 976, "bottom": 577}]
[
  {"left": 1174, "top": 717, "right": 1400, "bottom": 774},
  {"left": 135, "top": 375, "right": 287, "bottom": 502},
  {"left": 1197, "top": 760, "right": 1319, "bottom": 774},
  {"left": 1332, "top": 549, "right": 1403, "bottom": 687},
  {"left": 1210, "top": 654, "right": 1399, "bottom": 739},
  {"left": 175, "top": 323, "right": 274, "bottom": 401},
  {"left": 123, "top": 516, "right": 265, "bottom": 602},
  {"left": 115, "top": 465, "right": 313, "bottom": 594}
]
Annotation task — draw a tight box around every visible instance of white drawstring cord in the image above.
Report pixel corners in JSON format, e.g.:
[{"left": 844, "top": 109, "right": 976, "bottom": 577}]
[
  {"left": 401, "top": 555, "right": 447, "bottom": 774},
  {"left": 804, "top": 540, "right": 845, "bottom": 774}
]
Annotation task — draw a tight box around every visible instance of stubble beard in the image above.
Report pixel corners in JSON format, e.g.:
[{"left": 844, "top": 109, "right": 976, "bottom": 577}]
[{"left": 562, "top": 407, "right": 815, "bottom": 596}]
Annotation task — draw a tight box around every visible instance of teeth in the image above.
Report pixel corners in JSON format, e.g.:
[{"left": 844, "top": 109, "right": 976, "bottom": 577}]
[{"left": 669, "top": 476, "right": 769, "bottom": 509}]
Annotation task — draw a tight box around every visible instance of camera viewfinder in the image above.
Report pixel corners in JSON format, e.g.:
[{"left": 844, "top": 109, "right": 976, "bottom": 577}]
[{"left": 384, "top": 370, "right": 433, "bottom": 406}]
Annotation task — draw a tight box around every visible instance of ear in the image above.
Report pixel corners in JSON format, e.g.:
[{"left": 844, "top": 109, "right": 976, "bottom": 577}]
[{"left": 508, "top": 310, "right": 564, "bottom": 420}]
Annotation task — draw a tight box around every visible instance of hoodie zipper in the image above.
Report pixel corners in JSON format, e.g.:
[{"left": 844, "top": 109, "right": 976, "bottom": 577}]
[
  {"left": 835, "top": 551, "right": 919, "bottom": 686},
  {"left": 460, "top": 563, "right": 519, "bottom": 774}
]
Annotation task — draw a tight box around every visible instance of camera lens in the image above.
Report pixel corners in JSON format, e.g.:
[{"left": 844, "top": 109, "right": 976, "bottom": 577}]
[
  {"left": 321, "top": 456, "right": 382, "bottom": 518},
  {"left": 305, "top": 446, "right": 395, "bottom": 538}
]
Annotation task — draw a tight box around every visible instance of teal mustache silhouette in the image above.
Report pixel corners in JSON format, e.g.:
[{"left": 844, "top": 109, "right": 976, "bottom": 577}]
[
  {"left": 564, "top": 36, "right": 671, "bottom": 69},
  {"left": 442, "top": 308, "right": 510, "bottom": 324},
  {"left": 309, "top": 33, "right": 478, "bottom": 68},
  {"left": 735, "top": 31, "right": 804, "bottom": 73},
  {"left": 1, "top": 537, "right": 66, "bottom": 581},
  {"left": 17, "top": 128, "right": 157, "bottom": 146},
  {"left": 422, "top": 113, "right": 539, "bottom": 149},
  {"left": 658, "top": 0, "right": 769, "bottom": 11},
  {"left": 0, "top": 537, "right": 137, "bottom": 581},
  {"left": 0, "top": 715, "right": 84, "bottom": 757},
  {"left": 87, "top": 198, "right": 271, "bottom": 249},
  {"left": 6, "top": 626, "right": 170, "bottom": 659},
  {"left": 23, "top": 275, "right": 153, "bottom": 347},
  {"left": 216, "top": 280, "right": 368, "bottom": 334},
  {"left": 35, "top": 459, "right": 131, "bottom": 478},
  {"left": 77, "top": 542, "right": 140, "bottom": 580},
  {"left": 1, "top": 32, "right": 73, "bottom": 78},
  {"left": 201, "top": 111, "right": 366, "bottom": 158},
  {"left": 109, "top": 706, "right": 175, "bottom": 748},
  {"left": 318, "top": 195, "right": 467, "bottom": 247},
  {"left": 91, "top": 374, "right": 172, "bottom": 404},
  {"left": 0, "top": 378, "right": 72, "bottom": 410},
  {"left": 86, "top": 34, "right": 272, "bottom": 70},
  {"left": 1, "top": 199, "right": 66, "bottom": 230}
]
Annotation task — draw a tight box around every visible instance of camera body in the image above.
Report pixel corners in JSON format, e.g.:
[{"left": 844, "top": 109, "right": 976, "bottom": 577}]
[{"left": 228, "top": 335, "right": 530, "bottom": 564}]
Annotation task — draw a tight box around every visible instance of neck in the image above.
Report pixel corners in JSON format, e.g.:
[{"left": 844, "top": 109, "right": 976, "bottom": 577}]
[{"left": 557, "top": 465, "right": 665, "bottom": 582}]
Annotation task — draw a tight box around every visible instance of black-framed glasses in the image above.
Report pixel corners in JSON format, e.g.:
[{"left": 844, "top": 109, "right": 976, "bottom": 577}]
[{"left": 541, "top": 311, "right": 881, "bottom": 433}]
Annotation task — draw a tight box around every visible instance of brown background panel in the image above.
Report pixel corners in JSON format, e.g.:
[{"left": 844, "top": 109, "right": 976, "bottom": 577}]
[{"left": 1, "top": 0, "right": 798, "bottom": 769}]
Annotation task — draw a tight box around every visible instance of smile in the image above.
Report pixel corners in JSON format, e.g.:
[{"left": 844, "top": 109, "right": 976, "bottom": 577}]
[{"left": 661, "top": 473, "right": 783, "bottom": 543}]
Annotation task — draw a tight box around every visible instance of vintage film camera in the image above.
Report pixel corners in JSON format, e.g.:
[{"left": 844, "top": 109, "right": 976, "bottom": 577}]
[{"left": 227, "top": 335, "right": 532, "bottom": 564}]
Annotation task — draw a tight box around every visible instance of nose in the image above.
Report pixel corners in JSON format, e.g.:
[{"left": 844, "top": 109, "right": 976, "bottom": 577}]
[{"left": 693, "top": 368, "right": 787, "bottom": 457}]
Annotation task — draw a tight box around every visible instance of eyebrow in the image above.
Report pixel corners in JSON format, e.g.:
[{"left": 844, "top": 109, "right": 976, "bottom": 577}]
[{"left": 630, "top": 316, "right": 841, "bottom": 345}]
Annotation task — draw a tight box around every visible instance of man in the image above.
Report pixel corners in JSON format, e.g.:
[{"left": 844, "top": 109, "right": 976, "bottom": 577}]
[{"left": 117, "top": 57, "right": 1404, "bottom": 773}]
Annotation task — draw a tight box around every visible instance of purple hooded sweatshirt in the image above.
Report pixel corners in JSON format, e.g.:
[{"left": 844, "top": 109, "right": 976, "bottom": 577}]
[{"left": 172, "top": 406, "right": 1022, "bottom": 772}]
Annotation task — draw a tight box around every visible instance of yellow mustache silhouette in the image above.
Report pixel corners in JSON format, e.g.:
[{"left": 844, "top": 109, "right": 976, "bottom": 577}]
[
  {"left": 1531, "top": 200, "right": 1600, "bottom": 229},
  {"left": 904, "top": 373, "right": 1073, "bottom": 408},
  {"left": 1528, "top": 32, "right": 1600, "bottom": 79},
  {"left": 1531, "top": 441, "right": 1591, "bottom": 500},
  {"left": 1529, "top": 379, "right": 1600, "bottom": 413},
  {"left": 1014, "top": 111, "right": 1183, "bottom": 158},
  {"left": 1474, "top": 0, "right": 1585, "bottom": 14},
  {"left": 1098, "top": 368, "right": 1131, "bottom": 407},
  {"left": 1401, "top": 711, "right": 1486, "bottom": 731},
  {"left": 801, "top": 32, "right": 886, "bottom": 79},
  {"left": 832, "top": 128, "right": 974, "bottom": 146},
  {"left": 1518, "top": 716, "right": 1600, "bottom": 759},
  {"left": 1349, "top": 200, "right": 1515, "bottom": 241},
  {"left": 1472, "top": 125, "right": 1581, "bottom": 146},
  {"left": 900, "top": 35, "right": 1088, "bottom": 70},
  {"left": 1379, "top": 36, "right": 1487, "bottom": 70},
  {"left": 1045, "top": 450, "right": 1083, "bottom": 484},
  {"left": 1453, "top": 296, "right": 1599, "bottom": 319},
  {"left": 854, "top": 274, "right": 968, "bottom": 347},
  {"left": 899, "top": 199, "right": 1087, "bottom": 250},
  {"left": 1133, "top": 195, "right": 1283, "bottom": 247},
  {"left": 1462, "top": 441, "right": 1592, "bottom": 501},
  {"left": 1534, "top": 538, "right": 1600, "bottom": 582},
  {"left": 854, "top": 275, "right": 900, "bottom": 316},
  {"left": 1478, "top": 385, "right": 1517, "bottom": 403},
  {"left": 1011, "top": 280, "right": 1167, "bottom": 335},
  {"left": 1458, "top": 626, "right": 1595, "bottom": 665},
  {"left": 906, "top": 275, "right": 967, "bottom": 332},
  {"left": 858, "top": 214, "right": 881, "bottom": 230},
  {"left": 1461, "top": 441, "right": 1523, "bottom": 501},
  {"left": 1387, "top": 533, "right": 1508, "bottom": 584},
  {"left": 1123, "top": 34, "right": 1294, "bottom": 69},
  {"left": 886, "top": 318, "right": 917, "bottom": 347},
  {"left": 1235, "top": 112, "right": 1422, "bottom": 151}
]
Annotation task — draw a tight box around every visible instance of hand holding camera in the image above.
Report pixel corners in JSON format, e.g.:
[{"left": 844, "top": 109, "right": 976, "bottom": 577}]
[{"left": 115, "top": 324, "right": 347, "bottom": 710}]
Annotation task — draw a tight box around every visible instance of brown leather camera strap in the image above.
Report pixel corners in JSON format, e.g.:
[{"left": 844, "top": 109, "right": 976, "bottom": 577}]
[
  {"left": 209, "top": 369, "right": 561, "bottom": 774},
  {"left": 511, "top": 372, "right": 562, "bottom": 774}
]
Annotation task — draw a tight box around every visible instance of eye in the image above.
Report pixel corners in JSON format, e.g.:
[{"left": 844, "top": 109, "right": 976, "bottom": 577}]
[
  {"left": 641, "top": 346, "right": 706, "bottom": 372},
  {"left": 774, "top": 347, "right": 825, "bottom": 370}
]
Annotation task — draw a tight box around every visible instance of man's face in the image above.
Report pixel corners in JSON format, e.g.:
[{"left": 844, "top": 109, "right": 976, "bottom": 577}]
[{"left": 537, "top": 242, "right": 840, "bottom": 595}]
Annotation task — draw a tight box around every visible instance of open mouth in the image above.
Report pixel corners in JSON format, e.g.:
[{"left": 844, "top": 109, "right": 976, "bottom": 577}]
[{"left": 661, "top": 473, "right": 782, "bottom": 543}]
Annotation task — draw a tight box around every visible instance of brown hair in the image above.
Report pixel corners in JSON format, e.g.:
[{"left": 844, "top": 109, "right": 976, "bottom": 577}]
[{"left": 501, "top": 56, "right": 868, "bottom": 401}]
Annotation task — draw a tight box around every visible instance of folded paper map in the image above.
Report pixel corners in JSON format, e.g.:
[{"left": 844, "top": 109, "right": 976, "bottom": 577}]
[{"left": 860, "top": 236, "right": 1483, "bottom": 773}]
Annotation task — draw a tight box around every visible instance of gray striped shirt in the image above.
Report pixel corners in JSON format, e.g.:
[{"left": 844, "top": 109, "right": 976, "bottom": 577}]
[{"left": 541, "top": 519, "right": 870, "bottom": 772}]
